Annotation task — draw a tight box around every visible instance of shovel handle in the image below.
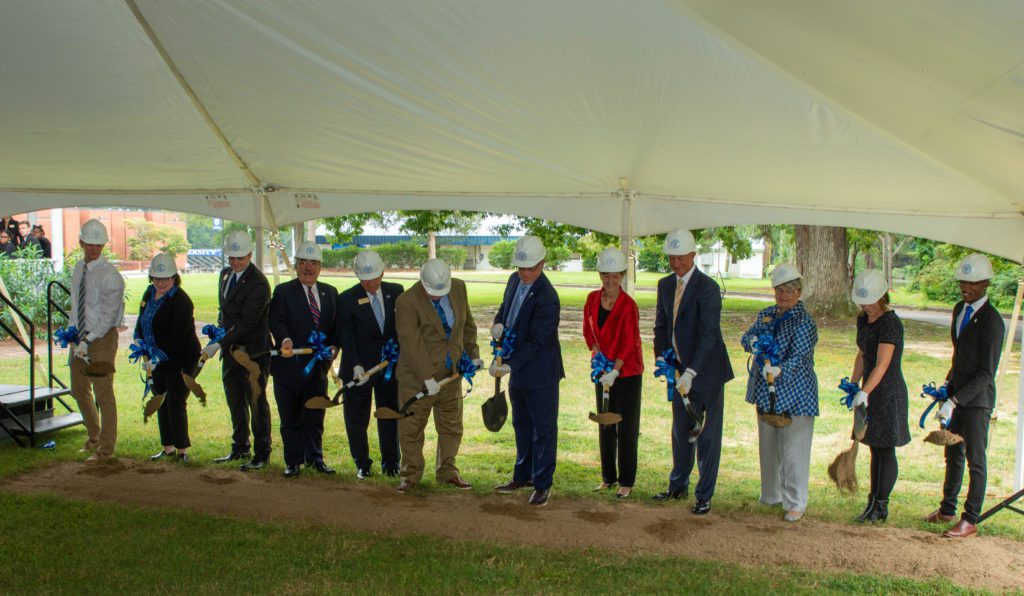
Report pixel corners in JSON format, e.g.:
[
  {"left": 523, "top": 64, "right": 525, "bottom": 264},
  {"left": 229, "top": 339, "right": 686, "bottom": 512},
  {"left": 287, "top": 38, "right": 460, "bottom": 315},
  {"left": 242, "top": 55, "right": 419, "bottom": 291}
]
[{"left": 397, "top": 373, "right": 462, "bottom": 414}]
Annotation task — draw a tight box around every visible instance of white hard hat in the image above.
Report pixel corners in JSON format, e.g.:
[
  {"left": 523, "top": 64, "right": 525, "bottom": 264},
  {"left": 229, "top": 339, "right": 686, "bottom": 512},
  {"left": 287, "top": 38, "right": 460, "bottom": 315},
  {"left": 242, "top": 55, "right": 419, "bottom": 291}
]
[
  {"left": 223, "top": 230, "right": 253, "bottom": 258},
  {"left": 770, "top": 263, "right": 801, "bottom": 288},
  {"left": 663, "top": 229, "right": 697, "bottom": 255},
  {"left": 149, "top": 253, "right": 177, "bottom": 278},
  {"left": 295, "top": 241, "right": 322, "bottom": 262},
  {"left": 79, "top": 219, "right": 109, "bottom": 244},
  {"left": 354, "top": 250, "right": 385, "bottom": 280},
  {"left": 955, "top": 253, "right": 993, "bottom": 282},
  {"left": 512, "top": 235, "right": 546, "bottom": 268},
  {"left": 420, "top": 258, "right": 452, "bottom": 297},
  {"left": 596, "top": 248, "right": 628, "bottom": 273},
  {"left": 851, "top": 269, "right": 888, "bottom": 305}
]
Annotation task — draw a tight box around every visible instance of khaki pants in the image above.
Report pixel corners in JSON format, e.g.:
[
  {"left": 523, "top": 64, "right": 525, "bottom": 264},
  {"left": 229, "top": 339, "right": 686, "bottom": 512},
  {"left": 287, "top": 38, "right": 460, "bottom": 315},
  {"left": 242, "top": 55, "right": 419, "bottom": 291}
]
[
  {"left": 398, "top": 380, "right": 463, "bottom": 484},
  {"left": 70, "top": 328, "right": 118, "bottom": 457}
]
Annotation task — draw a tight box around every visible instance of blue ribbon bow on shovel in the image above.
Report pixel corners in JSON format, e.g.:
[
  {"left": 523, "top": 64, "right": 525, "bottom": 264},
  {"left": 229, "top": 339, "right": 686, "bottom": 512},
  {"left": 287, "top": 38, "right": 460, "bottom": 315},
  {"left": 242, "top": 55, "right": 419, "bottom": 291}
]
[
  {"left": 54, "top": 325, "right": 82, "bottom": 348},
  {"left": 490, "top": 330, "right": 517, "bottom": 359},
  {"left": 201, "top": 324, "right": 227, "bottom": 344},
  {"left": 302, "top": 330, "right": 335, "bottom": 376},
  {"left": 457, "top": 352, "right": 481, "bottom": 395},
  {"left": 653, "top": 348, "right": 677, "bottom": 401},
  {"left": 919, "top": 382, "right": 951, "bottom": 429},
  {"left": 752, "top": 334, "right": 782, "bottom": 370},
  {"left": 380, "top": 337, "right": 400, "bottom": 382},
  {"left": 590, "top": 352, "right": 614, "bottom": 384},
  {"left": 128, "top": 340, "right": 167, "bottom": 398},
  {"left": 838, "top": 377, "right": 860, "bottom": 409}
]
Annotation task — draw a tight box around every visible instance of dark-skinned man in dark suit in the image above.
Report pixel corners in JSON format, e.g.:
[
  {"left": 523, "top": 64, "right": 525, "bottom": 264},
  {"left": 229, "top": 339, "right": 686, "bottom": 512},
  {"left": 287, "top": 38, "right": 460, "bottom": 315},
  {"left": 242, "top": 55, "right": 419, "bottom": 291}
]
[
  {"left": 491, "top": 235, "right": 564, "bottom": 507},
  {"left": 269, "top": 241, "right": 339, "bottom": 477},
  {"left": 924, "top": 253, "right": 1005, "bottom": 538},
  {"left": 335, "top": 250, "right": 404, "bottom": 478},
  {"left": 207, "top": 230, "right": 273, "bottom": 471},
  {"left": 652, "top": 228, "right": 734, "bottom": 515}
]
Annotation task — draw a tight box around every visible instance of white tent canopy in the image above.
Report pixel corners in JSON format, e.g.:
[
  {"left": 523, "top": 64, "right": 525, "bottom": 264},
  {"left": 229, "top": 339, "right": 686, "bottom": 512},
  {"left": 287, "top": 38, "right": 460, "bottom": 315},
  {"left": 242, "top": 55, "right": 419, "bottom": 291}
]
[{"left": 2, "top": 2, "right": 1024, "bottom": 490}]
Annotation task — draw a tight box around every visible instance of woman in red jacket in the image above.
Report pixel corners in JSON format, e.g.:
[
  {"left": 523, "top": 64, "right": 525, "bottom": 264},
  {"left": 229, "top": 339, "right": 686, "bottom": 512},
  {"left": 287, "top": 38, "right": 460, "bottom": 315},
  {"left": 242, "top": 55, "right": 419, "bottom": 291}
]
[{"left": 583, "top": 248, "right": 645, "bottom": 498}]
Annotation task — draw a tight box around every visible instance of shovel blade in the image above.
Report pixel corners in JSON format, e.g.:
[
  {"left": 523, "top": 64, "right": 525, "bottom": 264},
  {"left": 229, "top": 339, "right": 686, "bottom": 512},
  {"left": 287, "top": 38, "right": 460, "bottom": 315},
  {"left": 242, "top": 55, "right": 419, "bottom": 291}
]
[
  {"left": 589, "top": 411, "right": 623, "bottom": 426},
  {"left": 924, "top": 429, "right": 964, "bottom": 446},
  {"left": 853, "top": 405, "right": 868, "bottom": 441},
  {"left": 374, "top": 407, "right": 405, "bottom": 420},
  {"left": 758, "top": 413, "right": 792, "bottom": 429},
  {"left": 181, "top": 373, "right": 207, "bottom": 400},
  {"left": 305, "top": 396, "right": 335, "bottom": 410},
  {"left": 481, "top": 390, "right": 508, "bottom": 432},
  {"left": 143, "top": 393, "right": 165, "bottom": 423}
]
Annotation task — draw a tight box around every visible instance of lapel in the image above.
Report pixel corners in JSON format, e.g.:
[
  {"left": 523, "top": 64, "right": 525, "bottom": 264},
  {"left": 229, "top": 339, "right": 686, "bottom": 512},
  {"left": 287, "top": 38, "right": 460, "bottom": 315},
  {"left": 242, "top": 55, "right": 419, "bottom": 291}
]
[
  {"left": 676, "top": 269, "right": 700, "bottom": 318},
  {"left": 950, "top": 302, "right": 962, "bottom": 345},
  {"left": 225, "top": 264, "right": 251, "bottom": 302},
  {"left": 316, "top": 281, "right": 332, "bottom": 326},
  {"left": 957, "top": 301, "right": 984, "bottom": 344},
  {"left": 422, "top": 284, "right": 447, "bottom": 339}
]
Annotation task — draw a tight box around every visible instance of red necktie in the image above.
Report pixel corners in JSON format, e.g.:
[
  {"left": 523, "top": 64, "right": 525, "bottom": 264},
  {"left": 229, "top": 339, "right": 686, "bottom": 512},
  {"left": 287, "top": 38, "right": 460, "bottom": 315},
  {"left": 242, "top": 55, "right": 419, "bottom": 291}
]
[{"left": 307, "top": 286, "right": 320, "bottom": 328}]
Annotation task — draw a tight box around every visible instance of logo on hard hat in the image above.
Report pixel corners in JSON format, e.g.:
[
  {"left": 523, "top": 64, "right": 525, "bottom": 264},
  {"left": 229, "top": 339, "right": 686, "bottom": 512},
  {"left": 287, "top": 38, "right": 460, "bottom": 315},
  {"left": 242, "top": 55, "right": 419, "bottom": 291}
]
[
  {"left": 156, "top": 264, "right": 165, "bottom": 272},
  {"left": 435, "top": 283, "right": 445, "bottom": 290},
  {"left": 962, "top": 264, "right": 972, "bottom": 274},
  {"left": 231, "top": 242, "right": 241, "bottom": 251},
  {"left": 516, "top": 251, "right": 527, "bottom": 261},
  {"left": 362, "top": 265, "right": 373, "bottom": 274},
  {"left": 857, "top": 288, "right": 869, "bottom": 298},
  {"left": 670, "top": 239, "right": 680, "bottom": 249},
  {"left": 305, "top": 247, "right": 314, "bottom": 255}
]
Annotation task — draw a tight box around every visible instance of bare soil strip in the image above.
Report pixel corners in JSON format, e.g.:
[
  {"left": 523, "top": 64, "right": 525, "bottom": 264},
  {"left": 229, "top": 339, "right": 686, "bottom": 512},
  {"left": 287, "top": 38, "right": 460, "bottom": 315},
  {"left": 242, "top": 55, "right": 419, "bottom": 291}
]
[{"left": 4, "top": 461, "right": 1024, "bottom": 591}]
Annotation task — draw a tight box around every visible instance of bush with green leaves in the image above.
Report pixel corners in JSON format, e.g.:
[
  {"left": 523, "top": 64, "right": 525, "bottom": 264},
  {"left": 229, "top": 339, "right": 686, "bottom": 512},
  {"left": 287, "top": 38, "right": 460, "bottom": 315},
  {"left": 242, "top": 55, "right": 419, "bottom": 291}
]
[
  {"left": 0, "top": 249, "right": 72, "bottom": 339},
  {"left": 437, "top": 246, "right": 467, "bottom": 270},
  {"left": 637, "top": 236, "right": 669, "bottom": 273},
  {"left": 377, "top": 242, "right": 429, "bottom": 269},
  {"left": 544, "top": 246, "right": 572, "bottom": 271},
  {"left": 487, "top": 240, "right": 515, "bottom": 269},
  {"left": 321, "top": 246, "right": 362, "bottom": 269}
]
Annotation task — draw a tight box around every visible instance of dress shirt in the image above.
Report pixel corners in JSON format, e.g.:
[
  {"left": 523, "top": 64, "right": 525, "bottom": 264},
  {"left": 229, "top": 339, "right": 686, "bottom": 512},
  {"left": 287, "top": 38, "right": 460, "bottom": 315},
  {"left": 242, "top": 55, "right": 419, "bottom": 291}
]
[{"left": 71, "top": 256, "right": 125, "bottom": 342}]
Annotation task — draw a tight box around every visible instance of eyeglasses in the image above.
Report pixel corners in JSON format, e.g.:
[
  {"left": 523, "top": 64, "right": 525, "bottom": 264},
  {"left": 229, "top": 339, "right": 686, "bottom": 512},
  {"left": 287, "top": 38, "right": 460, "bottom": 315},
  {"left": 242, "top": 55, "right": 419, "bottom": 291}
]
[{"left": 774, "top": 287, "right": 800, "bottom": 296}]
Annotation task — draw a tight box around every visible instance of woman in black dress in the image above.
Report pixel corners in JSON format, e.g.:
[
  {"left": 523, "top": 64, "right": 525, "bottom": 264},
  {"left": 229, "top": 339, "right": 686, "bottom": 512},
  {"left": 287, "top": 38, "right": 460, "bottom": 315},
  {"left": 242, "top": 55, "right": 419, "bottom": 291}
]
[
  {"left": 848, "top": 269, "right": 910, "bottom": 522},
  {"left": 133, "top": 254, "right": 201, "bottom": 462}
]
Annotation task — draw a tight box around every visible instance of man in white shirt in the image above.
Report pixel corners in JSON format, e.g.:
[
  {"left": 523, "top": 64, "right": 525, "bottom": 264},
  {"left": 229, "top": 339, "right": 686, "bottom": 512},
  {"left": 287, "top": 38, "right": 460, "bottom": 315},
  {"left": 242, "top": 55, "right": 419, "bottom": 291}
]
[{"left": 69, "top": 219, "right": 125, "bottom": 461}]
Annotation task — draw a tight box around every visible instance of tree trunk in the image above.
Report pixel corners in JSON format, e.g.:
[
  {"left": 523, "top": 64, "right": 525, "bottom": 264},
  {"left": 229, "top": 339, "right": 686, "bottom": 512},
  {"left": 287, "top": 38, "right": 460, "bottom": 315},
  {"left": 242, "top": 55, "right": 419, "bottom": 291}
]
[
  {"left": 759, "top": 225, "right": 773, "bottom": 277},
  {"left": 795, "top": 225, "right": 854, "bottom": 318},
  {"left": 427, "top": 231, "right": 437, "bottom": 259}
]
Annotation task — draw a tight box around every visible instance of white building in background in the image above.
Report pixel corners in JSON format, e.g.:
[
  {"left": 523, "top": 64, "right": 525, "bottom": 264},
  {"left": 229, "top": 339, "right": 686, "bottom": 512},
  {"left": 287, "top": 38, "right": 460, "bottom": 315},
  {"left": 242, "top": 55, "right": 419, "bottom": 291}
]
[{"left": 696, "top": 239, "right": 766, "bottom": 279}]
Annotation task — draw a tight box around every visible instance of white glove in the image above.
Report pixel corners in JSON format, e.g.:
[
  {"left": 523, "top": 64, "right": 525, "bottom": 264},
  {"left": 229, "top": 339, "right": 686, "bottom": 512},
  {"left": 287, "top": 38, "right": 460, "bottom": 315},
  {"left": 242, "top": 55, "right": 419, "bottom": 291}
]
[
  {"left": 472, "top": 358, "right": 484, "bottom": 370},
  {"left": 852, "top": 391, "right": 868, "bottom": 409},
  {"left": 679, "top": 370, "right": 695, "bottom": 394},
  {"left": 280, "top": 338, "right": 294, "bottom": 356},
  {"left": 73, "top": 341, "right": 90, "bottom": 361},
  {"left": 353, "top": 365, "right": 369, "bottom": 386},
  {"left": 423, "top": 378, "right": 441, "bottom": 396},
  {"left": 762, "top": 365, "right": 781, "bottom": 381},
  {"left": 656, "top": 356, "right": 665, "bottom": 366},
  {"left": 202, "top": 342, "right": 221, "bottom": 360},
  {"left": 599, "top": 369, "right": 619, "bottom": 387},
  {"left": 937, "top": 400, "right": 955, "bottom": 424},
  {"left": 490, "top": 323, "right": 504, "bottom": 340},
  {"left": 143, "top": 360, "right": 157, "bottom": 374},
  {"left": 489, "top": 360, "right": 511, "bottom": 378},
  {"left": 747, "top": 335, "right": 759, "bottom": 350}
]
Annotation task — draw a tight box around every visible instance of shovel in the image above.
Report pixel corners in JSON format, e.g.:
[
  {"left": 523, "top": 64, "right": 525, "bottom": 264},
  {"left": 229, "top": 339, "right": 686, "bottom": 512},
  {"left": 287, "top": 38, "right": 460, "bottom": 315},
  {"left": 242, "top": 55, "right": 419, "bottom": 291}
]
[
  {"left": 589, "top": 382, "right": 623, "bottom": 426},
  {"left": 481, "top": 355, "right": 509, "bottom": 432},
  {"left": 757, "top": 372, "right": 792, "bottom": 428},
  {"left": 924, "top": 416, "right": 964, "bottom": 446},
  {"left": 828, "top": 406, "right": 868, "bottom": 493},
  {"left": 306, "top": 358, "right": 389, "bottom": 410},
  {"left": 181, "top": 353, "right": 212, "bottom": 406},
  {"left": 141, "top": 359, "right": 166, "bottom": 424},
  {"left": 374, "top": 372, "right": 462, "bottom": 420},
  {"left": 675, "top": 372, "right": 704, "bottom": 443}
]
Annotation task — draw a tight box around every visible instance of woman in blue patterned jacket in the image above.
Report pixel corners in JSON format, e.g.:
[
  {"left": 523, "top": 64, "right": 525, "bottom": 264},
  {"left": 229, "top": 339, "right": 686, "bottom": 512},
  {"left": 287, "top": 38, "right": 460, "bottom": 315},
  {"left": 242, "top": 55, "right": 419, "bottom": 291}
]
[{"left": 740, "top": 263, "right": 819, "bottom": 523}]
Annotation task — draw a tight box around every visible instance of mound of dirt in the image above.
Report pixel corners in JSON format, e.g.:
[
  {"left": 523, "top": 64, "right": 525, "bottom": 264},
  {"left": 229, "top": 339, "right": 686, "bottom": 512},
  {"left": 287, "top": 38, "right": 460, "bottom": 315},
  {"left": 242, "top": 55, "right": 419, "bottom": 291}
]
[{"left": 4, "top": 461, "right": 1024, "bottom": 591}]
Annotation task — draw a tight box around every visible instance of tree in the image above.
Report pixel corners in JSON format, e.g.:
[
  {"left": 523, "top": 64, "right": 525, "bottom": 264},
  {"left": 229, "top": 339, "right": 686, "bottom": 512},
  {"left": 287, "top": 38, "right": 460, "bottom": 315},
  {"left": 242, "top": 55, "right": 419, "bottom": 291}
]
[
  {"left": 794, "top": 225, "right": 855, "bottom": 318},
  {"left": 126, "top": 219, "right": 191, "bottom": 260},
  {"left": 399, "top": 211, "right": 484, "bottom": 259},
  {"left": 487, "top": 240, "right": 515, "bottom": 269},
  {"left": 491, "top": 217, "right": 617, "bottom": 254},
  {"left": 186, "top": 214, "right": 219, "bottom": 249},
  {"left": 322, "top": 212, "right": 391, "bottom": 244}
]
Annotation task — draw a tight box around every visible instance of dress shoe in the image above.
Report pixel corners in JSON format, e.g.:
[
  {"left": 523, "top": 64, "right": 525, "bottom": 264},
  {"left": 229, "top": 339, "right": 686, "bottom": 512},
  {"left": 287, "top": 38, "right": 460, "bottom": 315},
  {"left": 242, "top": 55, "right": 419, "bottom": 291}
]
[
  {"left": 356, "top": 468, "right": 372, "bottom": 479},
  {"left": 495, "top": 479, "right": 533, "bottom": 493},
  {"left": 445, "top": 476, "right": 472, "bottom": 490},
  {"left": 783, "top": 509, "right": 804, "bottom": 522},
  {"left": 240, "top": 458, "right": 268, "bottom": 472},
  {"left": 382, "top": 466, "right": 400, "bottom": 477},
  {"left": 593, "top": 481, "right": 617, "bottom": 492},
  {"left": 283, "top": 465, "right": 302, "bottom": 478},
  {"left": 652, "top": 489, "right": 686, "bottom": 502},
  {"left": 214, "top": 452, "right": 249, "bottom": 464},
  {"left": 692, "top": 499, "right": 712, "bottom": 515},
  {"left": 616, "top": 489, "right": 632, "bottom": 500},
  {"left": 924, "top": 509, "right": 957, "bottom": 524},
  {"left": 397, "top": 479, "right": 416, "bottom": 494},
  {"left": 529, "top": 488, "right": 550, "bottom": 507},
  {"left": 177, "top": 453, "right": 189, "bottom": 464},
  {"left": 943, "top": 518, "right": 978, "bottom": 538},
  {"left": 311, "top": 462, "right": 336, "bottom": 474},
  {"left": 85, "top": 453, "right": 114, "bottom": 463},
  {"left": 150, "top": 450, "right": 175, "bottom": 461}
]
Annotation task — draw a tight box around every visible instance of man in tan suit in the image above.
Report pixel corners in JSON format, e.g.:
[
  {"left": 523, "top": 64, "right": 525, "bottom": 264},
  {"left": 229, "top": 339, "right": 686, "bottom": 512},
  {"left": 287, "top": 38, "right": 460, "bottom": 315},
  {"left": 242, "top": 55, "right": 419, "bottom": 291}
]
[{"left": 395, "top": 259, "right": 481, "bottom": 493}]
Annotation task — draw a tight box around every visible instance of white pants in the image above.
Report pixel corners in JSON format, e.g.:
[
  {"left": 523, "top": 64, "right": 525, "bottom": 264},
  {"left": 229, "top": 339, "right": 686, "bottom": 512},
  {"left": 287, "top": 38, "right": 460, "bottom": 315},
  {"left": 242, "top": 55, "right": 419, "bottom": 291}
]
[{"left": 757, "top": 414, "right": 815, "bottom": 512}]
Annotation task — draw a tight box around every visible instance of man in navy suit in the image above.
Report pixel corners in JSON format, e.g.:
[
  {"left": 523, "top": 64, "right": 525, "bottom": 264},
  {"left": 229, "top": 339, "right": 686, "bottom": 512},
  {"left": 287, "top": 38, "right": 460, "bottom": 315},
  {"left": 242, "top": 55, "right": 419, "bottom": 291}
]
[
  {"left": 490, "top": 236, "right": 564, "bottom": 507},
  {"left": 335, "top": 250, "right": 404, "bottom": 478},
  {"left": 652, "top": 229, "right": 734, "bottom": 514},
  {"left": 924, "top": 254, "right": 1004, "bottom": 538},
  {"left": 269, "top": 241, "right": 339, "bottom": 477}
]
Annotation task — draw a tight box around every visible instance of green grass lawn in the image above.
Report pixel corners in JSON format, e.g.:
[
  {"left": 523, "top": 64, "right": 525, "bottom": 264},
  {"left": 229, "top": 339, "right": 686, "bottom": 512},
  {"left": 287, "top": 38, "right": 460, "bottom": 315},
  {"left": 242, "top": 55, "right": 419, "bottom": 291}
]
[{"left": 4, "top": 274, "right": 1021, "bottom": 592}]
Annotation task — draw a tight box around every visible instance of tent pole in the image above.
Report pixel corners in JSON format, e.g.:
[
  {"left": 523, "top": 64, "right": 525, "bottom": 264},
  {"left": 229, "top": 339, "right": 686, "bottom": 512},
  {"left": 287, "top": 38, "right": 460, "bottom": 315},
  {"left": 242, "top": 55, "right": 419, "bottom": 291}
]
[
  {"left": 1016, "top": 321, "right": 1024, "bottom": 491},
  {"left": 995, "top": 280, "right": 1024, "bottom": 420},
  {"left": 620, "top": 190, "right": 636, "bottom": 296}
]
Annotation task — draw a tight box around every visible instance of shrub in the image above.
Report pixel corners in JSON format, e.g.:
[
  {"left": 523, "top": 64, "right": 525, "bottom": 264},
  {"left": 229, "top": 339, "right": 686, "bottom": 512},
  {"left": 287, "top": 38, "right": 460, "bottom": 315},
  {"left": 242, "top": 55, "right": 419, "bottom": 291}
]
[
  {"left": 487, "top": 240, "right": 515, "bottom": 269},
  {"left": 637, "top": 236, "right": 669, "bottom": 273},
  {"left": 377, "top": 242, "right": 428, "bottom": 269},
  {"left": 321, "top": 246, "right": 361, "bottom": 269},
  {"left": 0, "top": 249, "right": 73, "bottom": 339},
  {"left": 438, "top": 246, "right": 467, "bottom": 270},
  {"left": 545, "top": 246, "right": 572, "bottom": 271}
]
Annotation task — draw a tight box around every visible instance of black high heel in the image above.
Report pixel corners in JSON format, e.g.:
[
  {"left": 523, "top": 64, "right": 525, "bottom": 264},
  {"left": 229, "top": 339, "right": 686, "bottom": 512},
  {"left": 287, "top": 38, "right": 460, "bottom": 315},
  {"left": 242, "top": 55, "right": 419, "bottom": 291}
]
[
  {"left": 864, "top": 499, "right": 888, "bottom": 523},
  {"left": 854, "top": 495, "right": 876, "bottom": 523}
]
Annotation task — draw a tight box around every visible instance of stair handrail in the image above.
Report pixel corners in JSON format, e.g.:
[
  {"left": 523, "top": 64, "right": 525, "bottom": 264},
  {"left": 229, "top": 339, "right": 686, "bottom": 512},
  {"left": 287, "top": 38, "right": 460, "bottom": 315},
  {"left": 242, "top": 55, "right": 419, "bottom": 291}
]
[
  {"left": 47, "top": 281, "right": 70, "bottom": 390},
  {"left": 0, "top": 289, "right": 36, "bottom": 434}
]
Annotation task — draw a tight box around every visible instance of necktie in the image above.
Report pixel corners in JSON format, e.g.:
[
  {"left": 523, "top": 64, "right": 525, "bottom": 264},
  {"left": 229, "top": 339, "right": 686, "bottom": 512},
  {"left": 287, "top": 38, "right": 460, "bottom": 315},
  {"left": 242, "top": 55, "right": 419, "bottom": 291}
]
[
  {"left": 507, "top": 284, "right": 529, "bottom": 329},
  {"left": 307, "top": 286, "right": 320, "bottom": 328},
  {"left": 432, "top": 300, "right": 451, "bottom": 338},
  {"left": 77, "top": 265, "right": 87, "bottom": 331},
  {"left": 226, "top": 272, "right": 237, "bottom": 296},
  {"left": 671, "top": 276, "right": 684, "bottom": 355},
  {"left": 957, "top": 304, "right": 974, "bottom": 338},
  {"left": 371, "top": 293, "right": 385, "bottom": 334}
]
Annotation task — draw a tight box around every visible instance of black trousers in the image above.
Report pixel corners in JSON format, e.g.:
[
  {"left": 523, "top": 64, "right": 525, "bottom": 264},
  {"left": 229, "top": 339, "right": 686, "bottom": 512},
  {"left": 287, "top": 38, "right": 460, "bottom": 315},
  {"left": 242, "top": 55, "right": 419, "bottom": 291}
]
[
  {"left": 155, "top": 366, "right": 191, "bottom": 449},
  {"left": 940, "top": 406, "right": 991, "bottom": 523},
  {"left": 594, "top": 374, "right": 642, "bottom": 487},
  {"left": 222, "top": 360, "right": 272, "bottom": 459},
  {"left": 869, "top": 446, "right": 898, "bottom": 501},
  {"left": 342, "top": 373, "right": 400, "bottom": 471},
  {"left": 273, "top": 373, "right": 327, "bottom": 467},
  {"left": 668, "top": 384, "right": 724, "bottom": 501}
]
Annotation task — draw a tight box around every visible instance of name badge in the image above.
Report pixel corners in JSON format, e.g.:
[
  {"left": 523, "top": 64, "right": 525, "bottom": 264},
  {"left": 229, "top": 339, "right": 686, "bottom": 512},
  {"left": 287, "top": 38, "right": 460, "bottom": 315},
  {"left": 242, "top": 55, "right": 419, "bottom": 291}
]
[{"left": 357, "top": 297, "right": 370, "bottom": 305}]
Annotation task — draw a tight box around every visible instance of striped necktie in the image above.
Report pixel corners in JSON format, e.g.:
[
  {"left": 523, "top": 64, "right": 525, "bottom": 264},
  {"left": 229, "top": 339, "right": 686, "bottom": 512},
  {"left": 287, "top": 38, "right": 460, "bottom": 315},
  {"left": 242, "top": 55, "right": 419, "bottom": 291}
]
[
  {"left": 432, "top": 299, "right": 451, "bottom": 338},
  {"left": 307, "top": 286, "right": 320, "bottom": 328},
  {"left": 77, "top": 264, "right": 87, "bottom": 332},
  {"left": 671, "top": 276, "right": 684, "bottom": 354},
  {"left": 371, "top": 293, "right": 385, "bottom": 333}
]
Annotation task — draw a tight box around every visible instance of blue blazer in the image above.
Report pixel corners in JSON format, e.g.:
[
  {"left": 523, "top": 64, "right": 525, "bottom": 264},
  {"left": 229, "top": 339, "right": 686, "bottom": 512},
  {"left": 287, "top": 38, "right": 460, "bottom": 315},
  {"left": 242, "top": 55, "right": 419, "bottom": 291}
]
[
  {"left": 652, "top": 268, "right": 734, "bottom": 393},
  {"left": 269, "top": 279, "right": 339, "bottom": 381},
  {"left": 494, "top": 272, "right": 565, "bottom": 390}
]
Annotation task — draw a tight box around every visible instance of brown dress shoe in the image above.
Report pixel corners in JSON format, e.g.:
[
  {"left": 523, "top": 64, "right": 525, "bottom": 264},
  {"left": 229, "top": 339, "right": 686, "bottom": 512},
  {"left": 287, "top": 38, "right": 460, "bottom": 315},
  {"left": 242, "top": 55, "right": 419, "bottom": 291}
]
[
  {"left": 943, "top": 518, "right": 977, "bottom": 538},
  {"left": 445, "top": 476, "right": 472, "bottom": 490},
  {"left": 397, "top": 480, "right": 416, "bottom": 494},
  {"left": 924, "top": 509, "right": 957, "bottom": 523},
  {"left": 494, "top": 479, "right": 533, "bottom": 493}
]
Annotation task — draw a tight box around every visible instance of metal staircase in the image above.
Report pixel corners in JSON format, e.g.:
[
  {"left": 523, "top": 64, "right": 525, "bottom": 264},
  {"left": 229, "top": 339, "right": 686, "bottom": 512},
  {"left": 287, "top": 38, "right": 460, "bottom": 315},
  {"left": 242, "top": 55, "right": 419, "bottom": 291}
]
[{"left": 0, "top": 281, "right": 83, "bottom": 446}]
